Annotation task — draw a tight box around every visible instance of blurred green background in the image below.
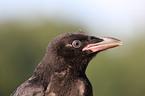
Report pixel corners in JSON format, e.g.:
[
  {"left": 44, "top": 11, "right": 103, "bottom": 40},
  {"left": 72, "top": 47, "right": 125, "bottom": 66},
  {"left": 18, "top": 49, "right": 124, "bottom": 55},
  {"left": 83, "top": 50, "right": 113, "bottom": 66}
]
[{"left": 0, "top": 0, "right": 145, "bottom": 96}]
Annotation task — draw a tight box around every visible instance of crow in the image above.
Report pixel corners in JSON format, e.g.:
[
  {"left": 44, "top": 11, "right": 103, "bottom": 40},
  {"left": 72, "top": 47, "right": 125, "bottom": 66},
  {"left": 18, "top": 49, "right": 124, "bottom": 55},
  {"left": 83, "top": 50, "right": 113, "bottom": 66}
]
[{"left": 11, "top": 31, "right": 122, "bottom": 96}]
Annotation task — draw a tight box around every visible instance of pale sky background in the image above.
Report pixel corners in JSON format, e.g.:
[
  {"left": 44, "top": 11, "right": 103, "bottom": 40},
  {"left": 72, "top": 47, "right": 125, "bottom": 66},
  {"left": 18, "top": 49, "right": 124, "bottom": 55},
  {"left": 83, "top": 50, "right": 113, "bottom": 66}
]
[{"left": 0, "top": 0, "right": 145, "bottom": 38}]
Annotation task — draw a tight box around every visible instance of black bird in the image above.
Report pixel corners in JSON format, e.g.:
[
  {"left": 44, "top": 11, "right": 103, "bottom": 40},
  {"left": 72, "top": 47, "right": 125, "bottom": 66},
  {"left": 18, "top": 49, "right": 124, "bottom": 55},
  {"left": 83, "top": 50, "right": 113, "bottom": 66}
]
[{"left": 11, "top": 31, "right": 122, "bottom": 96}]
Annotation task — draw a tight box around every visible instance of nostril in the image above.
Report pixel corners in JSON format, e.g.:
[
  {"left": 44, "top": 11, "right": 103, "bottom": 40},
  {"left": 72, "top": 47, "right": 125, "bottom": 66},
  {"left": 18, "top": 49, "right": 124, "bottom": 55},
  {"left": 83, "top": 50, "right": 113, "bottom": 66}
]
[{"left": 90, "top": 36, "right": 103, "bottom": 43}]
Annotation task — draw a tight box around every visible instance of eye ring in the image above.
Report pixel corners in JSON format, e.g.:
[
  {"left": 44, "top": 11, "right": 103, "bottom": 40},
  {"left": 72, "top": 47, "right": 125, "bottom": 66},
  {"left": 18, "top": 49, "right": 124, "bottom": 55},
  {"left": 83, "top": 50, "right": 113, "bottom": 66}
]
[{"left": 72, "top": 40, "right": 82, "bottom": 48}]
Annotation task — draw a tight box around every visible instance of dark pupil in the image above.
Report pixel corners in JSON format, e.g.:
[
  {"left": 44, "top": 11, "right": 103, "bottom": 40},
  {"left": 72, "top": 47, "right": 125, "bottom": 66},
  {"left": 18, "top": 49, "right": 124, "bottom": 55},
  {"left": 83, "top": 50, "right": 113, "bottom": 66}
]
[{"left": 75, "top": 42, "right": 79, "bottom": 46}]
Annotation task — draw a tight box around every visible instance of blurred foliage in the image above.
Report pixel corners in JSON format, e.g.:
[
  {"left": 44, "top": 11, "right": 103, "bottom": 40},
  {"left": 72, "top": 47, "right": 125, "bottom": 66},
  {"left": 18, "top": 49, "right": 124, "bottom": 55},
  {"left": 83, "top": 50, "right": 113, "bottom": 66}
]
[{"left": 0, "top": 20, "right": 145, "bottom": 96}]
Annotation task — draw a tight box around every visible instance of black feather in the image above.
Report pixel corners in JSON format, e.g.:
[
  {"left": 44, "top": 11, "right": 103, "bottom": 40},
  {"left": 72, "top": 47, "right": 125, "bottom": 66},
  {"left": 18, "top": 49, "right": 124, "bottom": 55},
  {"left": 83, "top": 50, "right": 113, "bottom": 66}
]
[{"left": 11, "top": 31, "right": 118, "bottom": 96}]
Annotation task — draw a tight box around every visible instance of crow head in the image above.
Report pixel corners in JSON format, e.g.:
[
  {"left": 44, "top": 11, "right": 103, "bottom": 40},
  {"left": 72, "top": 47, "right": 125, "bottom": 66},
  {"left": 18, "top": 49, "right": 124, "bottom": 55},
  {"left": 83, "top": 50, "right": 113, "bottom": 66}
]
[{"left": 46, "top": 31, "right": 122, "bottom": 73}]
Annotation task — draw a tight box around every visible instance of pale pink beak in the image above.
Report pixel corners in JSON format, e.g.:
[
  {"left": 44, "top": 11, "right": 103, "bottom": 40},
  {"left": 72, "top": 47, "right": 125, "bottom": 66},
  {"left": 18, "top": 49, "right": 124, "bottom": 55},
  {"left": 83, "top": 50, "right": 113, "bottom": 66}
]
[{"left": 82, "top": 37, "right": 122, "bottom": 53}]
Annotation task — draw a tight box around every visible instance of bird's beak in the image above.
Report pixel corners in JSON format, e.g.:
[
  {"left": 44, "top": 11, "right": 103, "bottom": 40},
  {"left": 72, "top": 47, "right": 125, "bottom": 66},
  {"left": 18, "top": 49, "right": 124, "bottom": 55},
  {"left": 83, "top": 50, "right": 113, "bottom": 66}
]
[{"left": 82, "top": 37, "right": 122, "bottom": 53}]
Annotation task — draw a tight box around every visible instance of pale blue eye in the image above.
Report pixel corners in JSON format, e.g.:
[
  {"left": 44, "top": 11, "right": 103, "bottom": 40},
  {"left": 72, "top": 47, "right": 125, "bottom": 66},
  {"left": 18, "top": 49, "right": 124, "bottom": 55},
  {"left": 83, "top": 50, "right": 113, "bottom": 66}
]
[{"left": 72, "top": 40, "right": 82, "bottom": 48}]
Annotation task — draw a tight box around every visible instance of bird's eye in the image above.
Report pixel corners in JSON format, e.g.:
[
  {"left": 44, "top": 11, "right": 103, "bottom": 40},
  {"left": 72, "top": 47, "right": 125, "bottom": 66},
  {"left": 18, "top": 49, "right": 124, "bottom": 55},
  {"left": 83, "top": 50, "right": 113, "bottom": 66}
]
[{"left": 72, "top": 40, "right": 82, "bottom": 48}]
